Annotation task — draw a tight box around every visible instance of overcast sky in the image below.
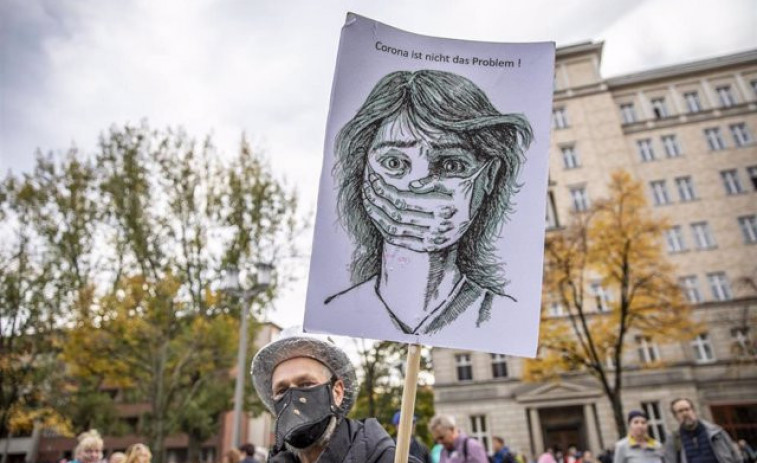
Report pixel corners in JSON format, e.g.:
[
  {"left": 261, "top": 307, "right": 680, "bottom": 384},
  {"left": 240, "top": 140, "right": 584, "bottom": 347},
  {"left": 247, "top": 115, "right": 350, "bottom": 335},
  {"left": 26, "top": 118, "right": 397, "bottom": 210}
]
[{"left": 2, "top": 0, "right": 755, "bottom": 329}]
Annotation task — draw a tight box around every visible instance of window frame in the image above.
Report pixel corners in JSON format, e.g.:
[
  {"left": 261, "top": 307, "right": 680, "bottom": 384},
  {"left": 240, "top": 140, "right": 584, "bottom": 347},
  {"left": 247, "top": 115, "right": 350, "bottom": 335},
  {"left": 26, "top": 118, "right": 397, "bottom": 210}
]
[
  {"left": 707, "top": 272, "right": 733, "bottom": 301},
  {"left": 721, "top": 169, "right": 745, "bottom": 195},
  {"left": 650, "top": 180, "right": 671, "bottom": 206},
  {"left": 679, "top": 275, "right": 703, "bottom": 303},
  {"left": 665, "top": 226, "right": 687, "bottom": 253},
  {"left": 675, "top": 176, "right": 697, "bottom": 202},
  {"left": 662, "top": 134, "right": 682, "bottom": 158},
  {"left": 637, "top": 139, "right": 656, "bottom": 162},
  {"left": 738, "top": 215, "right": 757, "bottom": 244},
  {"left": 716, "top": 85, "right": 736, "bottom": 108},
  {"left": 683, "top": 91, "right": 702, "bottom": 113},
  {"left": 490, "top": 353, "right": 509, "bottom": 379},
  {"left": 561, "top": 145, "right": 580, "bottom": 169},
  {"left": 704, "top": 127, "right": 726, "bottom": 151},
  {"left": 455, "top": 353, "right": 473, "bottom": 381},
  {"left": 691, "top": 221, "right": 716, "bottom": 249}
]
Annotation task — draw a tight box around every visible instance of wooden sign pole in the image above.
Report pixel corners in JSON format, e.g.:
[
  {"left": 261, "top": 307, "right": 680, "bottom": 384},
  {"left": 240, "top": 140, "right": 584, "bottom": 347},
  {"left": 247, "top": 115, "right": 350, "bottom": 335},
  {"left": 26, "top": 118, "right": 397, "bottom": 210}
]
[{"left": 394, "top": 344, "right": 422, "bottom": 463}]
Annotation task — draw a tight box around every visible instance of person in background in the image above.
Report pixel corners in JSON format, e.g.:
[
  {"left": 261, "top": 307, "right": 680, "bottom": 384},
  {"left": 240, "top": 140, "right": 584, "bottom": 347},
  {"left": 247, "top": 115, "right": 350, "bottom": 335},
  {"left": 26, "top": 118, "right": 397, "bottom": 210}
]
[
  {"left": 613, "top": 410, "right": 663, "bottom": 463},
  {"left": 492, "top": 437, "right": 514, "bottom": 463},
  {"left": 430, "top": 444, "right": 443, "bottom": 463},
  {"left": 565, "top": 447, "right": 579, "bottom": 463},
  {"left": 222, "top": 449, "right": 242, "bottom": 463},
  {"left": 124, "top": 444, "right": 152, "bottom": 463},
  {"left": 664, "top": 398, "right": 742, "bottom": 463},
  {"left": 239, "top": 444, "right": 260, "bottom": 463},
  {"left": 393, "top": 411, "right": 431, "bottom": 463},
  {"left": 538, "top": 447, "right": 557, "bottom": 463},
  {"left": 581, "top": 450, "right": 595, "bottom": 463},
  {"left": 429, "top": 414, "right": 488, "bottom": 463},
  {"left": 108, "top": 452, "right": 126, "bottom": 463},
  {"left": 73, "top": 430, "right": 104, "bottom": 463},
  {"left": 739, "top": 440, "right": 757, "bottom": 463},
  {"left": 597, "top": 449, "right": 613, "bottom": 463}
]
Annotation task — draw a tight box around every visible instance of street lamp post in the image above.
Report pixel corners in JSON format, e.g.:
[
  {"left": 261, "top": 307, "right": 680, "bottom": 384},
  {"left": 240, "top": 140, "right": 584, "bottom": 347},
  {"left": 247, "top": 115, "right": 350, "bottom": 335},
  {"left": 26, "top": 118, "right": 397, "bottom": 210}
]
[{"left": 222, "top": 262, "right": 273, "bottom": 449}]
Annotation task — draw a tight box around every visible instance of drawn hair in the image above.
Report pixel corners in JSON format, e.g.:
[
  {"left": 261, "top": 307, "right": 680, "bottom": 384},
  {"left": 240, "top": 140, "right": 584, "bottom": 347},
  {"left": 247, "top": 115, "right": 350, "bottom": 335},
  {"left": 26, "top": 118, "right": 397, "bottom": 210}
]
[{"left": 333, "top": 70, "right": 532, "bottom": 294}]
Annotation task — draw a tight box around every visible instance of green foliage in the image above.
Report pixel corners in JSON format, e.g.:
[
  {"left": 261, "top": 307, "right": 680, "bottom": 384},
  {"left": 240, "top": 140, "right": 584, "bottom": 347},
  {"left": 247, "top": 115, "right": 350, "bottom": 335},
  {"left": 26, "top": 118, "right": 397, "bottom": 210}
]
[
  {"left": 349, "top": 341, "right": 435, "bottom": 446},
  {"left": 0, "top": 122, "right": 302, "bottom": 461}
]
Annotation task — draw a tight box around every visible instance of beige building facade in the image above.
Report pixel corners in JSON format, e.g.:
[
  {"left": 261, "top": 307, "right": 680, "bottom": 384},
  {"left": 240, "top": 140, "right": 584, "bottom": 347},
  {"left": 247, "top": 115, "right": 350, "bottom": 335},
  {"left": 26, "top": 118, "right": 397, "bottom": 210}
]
[{"left": 431, "top": 43, "right": 757, "bottom": 455}]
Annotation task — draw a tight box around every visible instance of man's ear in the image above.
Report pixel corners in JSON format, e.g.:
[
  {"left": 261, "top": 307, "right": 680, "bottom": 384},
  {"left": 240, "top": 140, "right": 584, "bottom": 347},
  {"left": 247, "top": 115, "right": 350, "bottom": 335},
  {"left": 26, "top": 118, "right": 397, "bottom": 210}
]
[
  {"left": 483, "top": 159, "right": 501, "bottom": 195},
  {"left": 332, "top": 379, "right": 345, "bottom": 407}
]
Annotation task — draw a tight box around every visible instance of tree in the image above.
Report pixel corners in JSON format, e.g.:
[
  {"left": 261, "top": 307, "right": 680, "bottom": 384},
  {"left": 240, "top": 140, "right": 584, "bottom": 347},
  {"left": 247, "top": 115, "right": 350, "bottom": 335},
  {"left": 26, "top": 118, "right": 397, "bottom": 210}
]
[
  {"left": 525, "top": 170, "right": 697, "bottom": 437},
  {"left": 350, "top": 341, "right": 435, "bottom": 446},
  {"left": 1, "top": 122, "right": 302, "bottom": 463},
  {"left": 0, "top": 154, "right": 94, "bottom": 444}
]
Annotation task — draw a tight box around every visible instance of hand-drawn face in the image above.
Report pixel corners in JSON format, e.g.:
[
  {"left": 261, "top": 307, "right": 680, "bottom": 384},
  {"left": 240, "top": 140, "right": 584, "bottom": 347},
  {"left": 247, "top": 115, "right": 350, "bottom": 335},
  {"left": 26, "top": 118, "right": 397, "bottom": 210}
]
[{"left": 361, "top": 113, "right": 500, "bottom": 252}]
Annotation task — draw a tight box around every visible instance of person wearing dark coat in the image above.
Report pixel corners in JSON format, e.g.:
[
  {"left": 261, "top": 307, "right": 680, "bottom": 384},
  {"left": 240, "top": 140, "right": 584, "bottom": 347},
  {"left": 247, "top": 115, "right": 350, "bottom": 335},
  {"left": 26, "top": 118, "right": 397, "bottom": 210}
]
[{"left": 251, "top": 328, "right": 420, "bottom": 463}]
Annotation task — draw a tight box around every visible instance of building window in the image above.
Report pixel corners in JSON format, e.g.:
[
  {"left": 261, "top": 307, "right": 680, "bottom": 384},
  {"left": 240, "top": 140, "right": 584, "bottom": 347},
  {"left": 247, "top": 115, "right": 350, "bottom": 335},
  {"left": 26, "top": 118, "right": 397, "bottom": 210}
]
[
  {"left": 716, "top": 85, "right": 736, "bottom": 107},
  {"left": 683, "top": 91, "right": 702, "bottom": 113},
  {"left": 665, "top": 226, "right": 687, "bottom": 253},
  {"left": 675, "top": 176, "right": 697, "bottom": 202},
  {"left": 679, "top": 276, "right": 703, "bottom": 303},
  {"left": 570, "top": 186, "right": 590, "bottom": 212},
  {"left": 561, "top": 145, "right": 580, "bottom": 169},
  {"left": 704, "top": 128, "right": 726, "bottom": 151},
  {"left": 491, "top": 354, "right": 508, "bottom": 379},
  {"left": 707, "top": 272, "right": 733, "bottom": 301},
  {"left": 548, "top": 300, "right": 565, "bottom": 317},
  {"left": 455, "top": 353, "right": 473, "bottom": 381},
  {"left": 731, "top": 327, "right": 753, "bottom": 357},
  {"left": 730, "top": 123, "right": 752, "bottom": 147},
  {"left": 641, "top": 402, "right": 667, "bottom": 442},
  {"left": 620, "top": 103, "right": 637, "bottom": 124},
  {"left": 553, "top": 107, "right": 569, "bottom": 129},
  {"left": 721, "top": 169, "right": 744, "bottom": 195},
  {"left": 738, "top": 215, "right": 757, "bottom": 244},
  {"left": 752, "top": 80, "right": 757, "bottom": 96},
  {"left": 691, "top": 333, "right": 716, "bottom": 363},
  {"left": 637, "top": 139, "right": 656, "bottom": 162},
  {"left": 591, "top": 281, "right": 610, "bottom": 312},
  {"left": 748, "top": 166, "right": 757, "bottom": 190},
  {"left": 636, "top": 336, "right": 660, "bottom": 364},
  {"left": 650, "top": 180, "right": 671, "bottom": 206},
  {"left": 650, "top": 97, "right": 669, "bottom": 119},
  {"left": 691, "top": 222, "right": 716, "bottom": 249},
  {"left": 661, "top": 134, "right": 682, "bottom": 157},
  {"left": 469, "top": 415, "right": 490, "bottom": 452}
]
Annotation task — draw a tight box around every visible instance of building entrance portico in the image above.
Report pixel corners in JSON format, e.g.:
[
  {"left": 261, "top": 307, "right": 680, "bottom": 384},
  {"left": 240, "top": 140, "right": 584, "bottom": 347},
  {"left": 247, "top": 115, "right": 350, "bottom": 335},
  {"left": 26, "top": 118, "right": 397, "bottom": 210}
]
[
  {"left": 516, "top": 380, "right": 604, "bottom": 455},
  {"left": 540, "top": 405, "right": 586, "bottom": 452}
]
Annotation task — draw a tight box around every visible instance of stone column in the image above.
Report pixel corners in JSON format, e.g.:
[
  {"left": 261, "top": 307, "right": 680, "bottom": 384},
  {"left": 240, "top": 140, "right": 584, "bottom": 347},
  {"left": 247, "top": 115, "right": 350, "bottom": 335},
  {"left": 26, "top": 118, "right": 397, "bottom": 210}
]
[
  {"left": 584, "top": 403, "right": 601, "bottom": 453},
  {"left": 530, "top": 408, "right": 544, "bottom": 456}
]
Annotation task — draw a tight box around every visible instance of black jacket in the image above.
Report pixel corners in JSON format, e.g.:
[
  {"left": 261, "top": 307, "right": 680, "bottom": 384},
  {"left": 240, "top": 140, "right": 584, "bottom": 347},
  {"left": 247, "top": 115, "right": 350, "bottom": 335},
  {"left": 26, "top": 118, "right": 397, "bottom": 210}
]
[{"left": 270, "top": 417, "right": 420, "bottom": 463}]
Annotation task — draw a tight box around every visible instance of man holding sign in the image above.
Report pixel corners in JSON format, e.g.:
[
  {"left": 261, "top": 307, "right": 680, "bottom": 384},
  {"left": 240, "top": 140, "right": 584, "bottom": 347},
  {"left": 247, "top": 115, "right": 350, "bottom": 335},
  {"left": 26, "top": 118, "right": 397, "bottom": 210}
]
[{"left": 251, "top": 329, "right": 421, "bottom": 463}]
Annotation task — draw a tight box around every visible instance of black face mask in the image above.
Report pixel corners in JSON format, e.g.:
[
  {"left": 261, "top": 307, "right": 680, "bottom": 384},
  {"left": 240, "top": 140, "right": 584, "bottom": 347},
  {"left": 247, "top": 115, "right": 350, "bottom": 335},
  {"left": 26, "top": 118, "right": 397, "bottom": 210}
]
[{"left": 273, "top": 381, "right": 339, "bottom": 451}]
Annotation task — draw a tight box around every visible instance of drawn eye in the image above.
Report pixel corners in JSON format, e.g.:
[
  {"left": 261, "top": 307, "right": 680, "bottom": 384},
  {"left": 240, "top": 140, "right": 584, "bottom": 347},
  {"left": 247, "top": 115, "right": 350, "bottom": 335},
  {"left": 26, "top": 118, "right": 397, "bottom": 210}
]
[
  {"left": 441, "top": 159, "right": 468, "bottom": 175},
  {"left": 380, "top": 155, "right": 408, "bottom": 174}
]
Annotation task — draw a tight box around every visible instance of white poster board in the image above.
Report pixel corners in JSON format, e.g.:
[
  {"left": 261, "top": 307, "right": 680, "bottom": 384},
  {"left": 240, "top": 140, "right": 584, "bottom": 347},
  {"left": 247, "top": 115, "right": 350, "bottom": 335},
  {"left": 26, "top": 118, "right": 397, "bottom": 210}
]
[{"left": 304, "top": 13, "right": 554, "bottom": 356}]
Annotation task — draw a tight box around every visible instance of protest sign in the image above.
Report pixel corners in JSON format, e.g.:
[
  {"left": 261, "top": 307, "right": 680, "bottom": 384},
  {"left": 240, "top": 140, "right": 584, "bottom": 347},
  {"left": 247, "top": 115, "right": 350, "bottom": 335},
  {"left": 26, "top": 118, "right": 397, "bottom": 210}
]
[{"left": 304, "top": 13, "right": 555, "bottom": 357}]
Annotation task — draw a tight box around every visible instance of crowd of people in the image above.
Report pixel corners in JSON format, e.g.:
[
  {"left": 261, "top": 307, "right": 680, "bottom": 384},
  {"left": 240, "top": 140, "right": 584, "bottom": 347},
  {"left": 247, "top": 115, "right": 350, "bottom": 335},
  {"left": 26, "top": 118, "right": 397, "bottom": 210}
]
[
  {"left": 57, "top": 431, "right": 153, "bottom": 463},
  {"left": 55, "top": 330, "right": 754, "bottom": 463}
]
